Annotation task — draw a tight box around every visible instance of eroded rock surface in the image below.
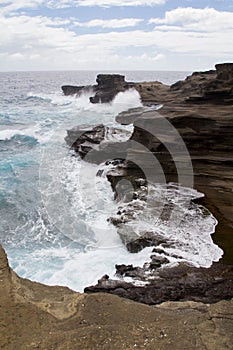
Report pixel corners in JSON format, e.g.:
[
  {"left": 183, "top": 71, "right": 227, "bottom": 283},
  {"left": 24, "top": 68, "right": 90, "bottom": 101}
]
[
  {"left": 85, "top": 263, "right": 233, "bottom": 305},
  {"left": 1, "top": 244, "right": 233, "bottom": 350}
]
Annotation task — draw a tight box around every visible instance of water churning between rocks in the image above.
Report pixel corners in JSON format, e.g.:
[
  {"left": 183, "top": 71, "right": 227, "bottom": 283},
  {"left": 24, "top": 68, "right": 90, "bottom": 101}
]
[{"left": 0, "top": 71, "right": 223, "bottom": 291}]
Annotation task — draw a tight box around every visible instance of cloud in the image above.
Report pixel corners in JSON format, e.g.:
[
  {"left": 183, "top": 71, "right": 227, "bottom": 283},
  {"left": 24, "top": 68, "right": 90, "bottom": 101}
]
[
  {"left": 149, "top": 7, "right": 233, "bottom": 32},
  {"left": 48, "top": 0, "right": 166, "bottom": 8},
  {"left": 0, "top": 5, "right": 232, "bottom": 71},
  {"left": 74, "top": 18, "right": 143, "bottom": 28},
  {"left": 0, "top": 0, "right": 166, "bottom": 12},
  {"left": 0, "top": 0, "right": 44, "bottom": 14}
]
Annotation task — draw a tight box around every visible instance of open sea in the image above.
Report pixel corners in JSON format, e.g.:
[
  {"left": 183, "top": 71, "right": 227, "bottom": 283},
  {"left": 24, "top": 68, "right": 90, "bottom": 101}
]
[{"left": 0, "top": 70, "right": 223, "bottom": 291}]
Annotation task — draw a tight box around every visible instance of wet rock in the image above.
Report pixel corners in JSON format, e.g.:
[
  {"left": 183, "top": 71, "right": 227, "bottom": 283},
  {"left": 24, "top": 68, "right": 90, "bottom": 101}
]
[
  {"left": 117, "top": 226, "right": 169, "bottom": 253},
  {"left": 90, "top": 74, "right": 130, "bottom": 103},
  {"left": 65, "top": 124, "right": 132, "bottom": 163},
  {"left": 115, "top": 264, "right": 146, "bottom": 279},
  {"left": 65, "top": 124, "right": 106, "bottom": 158},
  {"left": 149, "top": 255, "right": 170, "bottom": 269},
  {"left": 85, "top": 263, "right": 233, "bottom": 305},
  {"left": 61, "top": 85, "right": 85, "bottom": 96}
]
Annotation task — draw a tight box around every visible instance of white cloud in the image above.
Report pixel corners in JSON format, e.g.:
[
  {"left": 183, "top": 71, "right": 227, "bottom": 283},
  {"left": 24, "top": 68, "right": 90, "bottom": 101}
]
[
  {"left": 0, "top": 0, "right": 166, "bottom": 12},
  {"left": 0, "top": 0, "right": 44, "bottom": 14},
  {"left": 0, "top": 6, "right": 232, "bottom": 71},
  {"left": 74, "top": 18, "right": 143, "bottom": 28},
  {"left": 149, "top": 7, "right": 233, "bottom": 32},
  {"left": 48, "top": 0, "right": 166, "bottom": 8}
]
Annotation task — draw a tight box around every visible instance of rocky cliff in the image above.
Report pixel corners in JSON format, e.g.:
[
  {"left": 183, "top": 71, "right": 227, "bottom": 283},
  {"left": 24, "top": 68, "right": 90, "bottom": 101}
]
[
  {"left": 65, "top": 63, "right": 233, "bottom": 302},
  {"left": 1, "top": 64, "right": 233, "bottom": 349}
]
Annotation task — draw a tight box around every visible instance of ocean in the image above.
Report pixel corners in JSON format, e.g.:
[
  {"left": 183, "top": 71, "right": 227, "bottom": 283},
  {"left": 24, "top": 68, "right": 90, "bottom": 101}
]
[{"left": 0, "top": 70, "right": 223, "bottom": 291}]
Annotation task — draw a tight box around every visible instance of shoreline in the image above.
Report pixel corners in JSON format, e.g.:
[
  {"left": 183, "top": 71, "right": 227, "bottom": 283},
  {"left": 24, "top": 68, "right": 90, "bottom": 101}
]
[{"left": 1, "top": 63, "right": 233, "bottom": 349}]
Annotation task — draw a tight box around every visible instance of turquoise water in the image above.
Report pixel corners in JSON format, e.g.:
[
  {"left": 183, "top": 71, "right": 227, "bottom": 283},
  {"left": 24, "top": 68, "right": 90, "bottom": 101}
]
[{"left": 0, "top": 71, "right": 223, "bottom": 291}]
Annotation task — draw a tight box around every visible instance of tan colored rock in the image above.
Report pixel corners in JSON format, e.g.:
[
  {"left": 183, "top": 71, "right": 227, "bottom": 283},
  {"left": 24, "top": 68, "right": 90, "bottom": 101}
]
[{"left": 1, "top": 244, "right": 233, "bottom": 349}]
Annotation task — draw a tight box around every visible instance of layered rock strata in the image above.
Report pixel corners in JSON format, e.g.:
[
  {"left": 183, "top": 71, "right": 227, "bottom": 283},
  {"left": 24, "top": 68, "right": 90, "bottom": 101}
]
[{"left": 65, "top": 64, "right": 233, "bottom": 300}]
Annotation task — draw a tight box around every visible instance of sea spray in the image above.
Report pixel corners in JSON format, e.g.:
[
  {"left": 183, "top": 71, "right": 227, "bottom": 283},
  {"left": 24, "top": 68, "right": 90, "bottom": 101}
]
[{"left": 0, "top": 71, "right": 223, "bottom": 292}]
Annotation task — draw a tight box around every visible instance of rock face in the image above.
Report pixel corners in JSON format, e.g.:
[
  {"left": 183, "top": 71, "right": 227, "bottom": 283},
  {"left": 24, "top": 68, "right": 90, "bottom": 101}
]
[
  {"left": 81, "top": 64, "right": 233, "bottom": 299},
  {"left": 61, "top": 84, "right": 95, "bottom": 96},
  {"left": 90, "top": 74, "right": 129, "bottom": 103},
  {"left": 108, "top": 63, "right": 233, "bottom": 266},
  {"left": 61, "top": 85, "right": 85, "bottom": 96},
  {"left": 62, "top": 63, "right": 233, "bottom": 105},
  {"left": 85, "top": 263, "right": 233, "bottom": 305},
  {"left": 61, "top": 73, "right": 170, "bottom": 104},
  {"left": 65, "top": 124, "right": 132, "bottom": 164},
  {"left": 65, "top": 124, "right": 106, "bottom": 159},
  {"left": 171, "top": 63, "right": 233, "bottom": 103}
]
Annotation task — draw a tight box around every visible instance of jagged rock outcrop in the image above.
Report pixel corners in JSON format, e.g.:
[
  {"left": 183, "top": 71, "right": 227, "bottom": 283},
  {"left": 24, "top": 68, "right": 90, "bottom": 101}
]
[
  {"left": 85, "top": 263, "right": 233, "bottom": 305},
  {"left": 171, "top": 62, "right": 233, "bottom": 103},
  {"left": 65, "top": 124, "right": 106, "bottom": 158},
  {"left": 62, "top": 73, "right": 170, "bottom": 104},
  {"left": 90, "top": 74, "right": 129, "bottom": 103},
  {"left": 61, "top": 85, "right": 85, "bottom": 96},
  {"left": 62, "top": 63, "right": 233, "bottom": 105},
  {"left": 61, "top": 84, "right": 95, "bottom": 96},
  {"left": 65, "top": 123, "right": 132, "bottom": 163}
]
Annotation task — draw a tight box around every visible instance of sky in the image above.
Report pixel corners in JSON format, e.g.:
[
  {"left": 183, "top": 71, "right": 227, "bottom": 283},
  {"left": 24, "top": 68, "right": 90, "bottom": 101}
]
[{"left": 0, "top": 0, "right": 232, "bottom": 71}]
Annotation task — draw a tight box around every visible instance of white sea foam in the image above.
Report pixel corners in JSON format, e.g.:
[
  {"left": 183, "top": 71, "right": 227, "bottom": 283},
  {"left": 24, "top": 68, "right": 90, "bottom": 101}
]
[
  {"left": 2, "top": 84, "right": 223, "bottom": 292},
  {"left": 9, "top": 245, "right": 153, "bottom": 292},
  {"left": 0, "top": 122, "right": 57, "bottom": 143},
  {"left": 118, "top": 183, "right": 223, "bottom": 268}
]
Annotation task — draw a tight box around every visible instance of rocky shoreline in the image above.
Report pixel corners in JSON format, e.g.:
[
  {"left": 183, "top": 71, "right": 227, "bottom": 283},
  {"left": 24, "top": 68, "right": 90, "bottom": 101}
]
[
  {"left": 1, "top": 63, "right": 233, "bottom": 349},
  {"left": 64, "top": 63, "right": 233, "bottom": 303}
]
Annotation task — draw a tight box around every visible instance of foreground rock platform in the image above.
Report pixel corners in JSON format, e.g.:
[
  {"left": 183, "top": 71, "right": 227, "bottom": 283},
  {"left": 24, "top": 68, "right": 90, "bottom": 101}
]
[{"left": 1, "top": 244, "right": 233, "bottom": 350}]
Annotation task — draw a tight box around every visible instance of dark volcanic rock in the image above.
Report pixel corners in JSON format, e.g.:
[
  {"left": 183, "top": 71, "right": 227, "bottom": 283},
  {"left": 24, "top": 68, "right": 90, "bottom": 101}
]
[
  {"left": 90, "top": 74, "right": 129, "bottom": 104},
  {"left": 65, "top": 124, "right": 134, "bottom": 164},
  {"left": 62, "top": 85, "right": 94, "bottom": 96},
  {"left": 85, "top": 263, "right": 233, "bottom": 305},
  {"left": 115, "top": 264, "right": 146, "bottom": 279},
  {"left": 61, "top": 74, "right": 170, "bottom": 104},
  {"left": 216, "top": 62, "right": 233, "bottom": 81},
  {"left": 117, "top": 226, "right": 169, "bottom": 253},
  {"left": 170, "top": 63, "right": 233, "bottom": 103},
  {"left": 65, "top": 124, "right": 106, "bottom": 159}
]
